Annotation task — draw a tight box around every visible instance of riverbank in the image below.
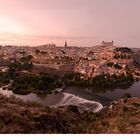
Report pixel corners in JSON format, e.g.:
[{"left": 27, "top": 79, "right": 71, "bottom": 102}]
[{"left": 0, "top": 69, "right": 135, "bottom": 96}]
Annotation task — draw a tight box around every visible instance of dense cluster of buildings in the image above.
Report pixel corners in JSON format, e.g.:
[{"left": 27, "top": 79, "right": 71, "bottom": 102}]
[{"left": 0, "top": 41, "right": 137, "bottom": 78}]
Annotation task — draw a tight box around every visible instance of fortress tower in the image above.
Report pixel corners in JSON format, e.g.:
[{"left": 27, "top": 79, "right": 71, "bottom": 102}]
[{"left": 102, "top": 41, "right": 114, "bottom": 47}]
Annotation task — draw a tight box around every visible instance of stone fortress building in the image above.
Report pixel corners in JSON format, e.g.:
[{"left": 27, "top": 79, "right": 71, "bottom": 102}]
[{"left": 102, "top": 41, "right": 114, "bottom": 47}]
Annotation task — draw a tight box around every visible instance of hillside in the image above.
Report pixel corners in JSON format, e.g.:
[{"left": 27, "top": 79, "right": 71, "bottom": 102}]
[
  {"left": 0, "top": 94, "right": 140, "bottom": 133},
  {"left": 86, "top": 98, "right": 140, "bottom": 133},
  {"left": 0, "top": 94, "right": 93, "bottom": 133}
]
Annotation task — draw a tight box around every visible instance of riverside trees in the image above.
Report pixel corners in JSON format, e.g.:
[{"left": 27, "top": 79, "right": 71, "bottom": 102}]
[
  {"left": 12, "top": 74, "right": 62, "bottom": 95},
  {"left": 62, "top": 72, "right": 134, "bottom": 89}
]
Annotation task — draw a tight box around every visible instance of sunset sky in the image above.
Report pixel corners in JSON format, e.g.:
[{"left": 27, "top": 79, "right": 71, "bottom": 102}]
[{"left": 0, "top": 0, "right": 140, "bottom": 47}]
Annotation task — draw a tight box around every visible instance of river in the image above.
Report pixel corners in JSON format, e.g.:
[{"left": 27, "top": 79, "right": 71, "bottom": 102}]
[{"left": 1, "top": 81, "right": 140, "bottom": 112}]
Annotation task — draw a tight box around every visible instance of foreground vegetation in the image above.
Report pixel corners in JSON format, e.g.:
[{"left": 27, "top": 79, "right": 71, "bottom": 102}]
[
  {"left": 0, "top": 94, "right": 95, "bottom": 133},
  {"left": 0, "top": 94, "right": 140, "bottom": 133},
  {"left": 86, "top": 97, "right": 140, "bottom": 133}
]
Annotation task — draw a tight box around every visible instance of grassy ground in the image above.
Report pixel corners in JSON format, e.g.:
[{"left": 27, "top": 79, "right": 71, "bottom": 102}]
[
  {"left": 0, "top": 94, "right": 94, "bottom": 133},
  {"left": 86, "top": 98, "right": 140, "bottom": 133}
]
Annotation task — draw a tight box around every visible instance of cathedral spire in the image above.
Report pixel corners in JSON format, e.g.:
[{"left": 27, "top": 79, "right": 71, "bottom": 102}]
[{"left": 64, "top": 41, "right": 67, "bottom": 47}]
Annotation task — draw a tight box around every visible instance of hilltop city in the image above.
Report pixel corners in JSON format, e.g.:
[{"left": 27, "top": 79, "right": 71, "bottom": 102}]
[{"left": 0, "top": 41, "right": 140, "bottom": 80}]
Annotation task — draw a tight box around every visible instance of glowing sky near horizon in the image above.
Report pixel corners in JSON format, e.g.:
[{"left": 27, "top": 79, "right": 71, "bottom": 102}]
[{"left": 0, "top": 0, "right": 140, "bottom": 47}]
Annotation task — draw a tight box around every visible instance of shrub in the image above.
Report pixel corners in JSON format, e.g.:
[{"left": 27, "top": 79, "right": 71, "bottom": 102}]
[
  {"left": 123, "top": 92, "right": 132, "bottom": 99},
  {"left": 122, "top": 106, "right": 128, "bottom": 112},
  {"left": 67, "top": 105, "right": 79, "bottom": 113}
]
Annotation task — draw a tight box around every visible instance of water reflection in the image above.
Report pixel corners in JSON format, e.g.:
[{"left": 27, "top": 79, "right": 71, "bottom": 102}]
[
  {"left": 0, "top": 81, "right": 140, "bottom": 111},
  {"left": 0, "top": 87, "right": 103, "bottom": 112}
]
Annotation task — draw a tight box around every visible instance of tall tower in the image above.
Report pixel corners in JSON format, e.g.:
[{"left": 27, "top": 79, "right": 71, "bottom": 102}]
[{"left": 64, "top": 41, "right": 67, "bottom": 47}]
